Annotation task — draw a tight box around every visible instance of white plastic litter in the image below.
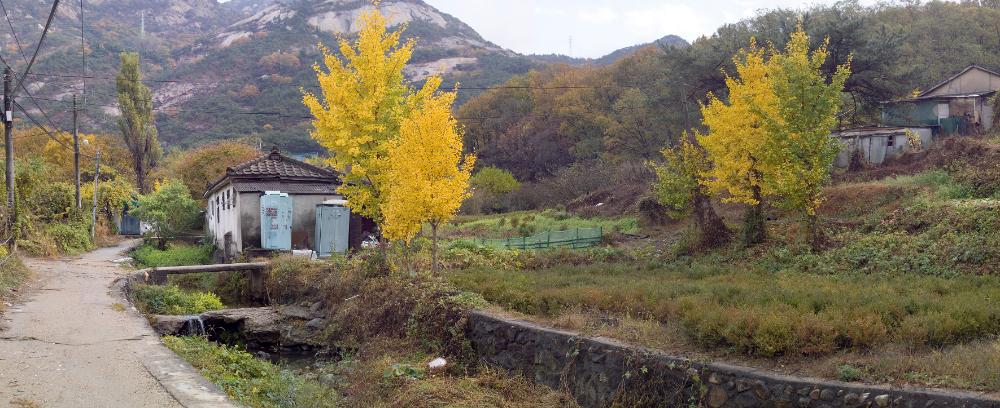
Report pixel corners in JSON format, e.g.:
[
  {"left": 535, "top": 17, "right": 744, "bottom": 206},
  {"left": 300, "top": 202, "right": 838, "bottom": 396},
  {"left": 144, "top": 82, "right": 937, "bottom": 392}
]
[
  {"left": 428, "top": 357, "right": 447, "bottom": 369},
  {"left": 112, "top": 257, "right": 133, "bottom": 264}
]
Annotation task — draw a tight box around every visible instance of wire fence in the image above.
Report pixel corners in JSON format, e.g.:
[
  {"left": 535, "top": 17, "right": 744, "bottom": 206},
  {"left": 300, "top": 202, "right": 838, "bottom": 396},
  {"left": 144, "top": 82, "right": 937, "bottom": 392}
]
[{"left": 472, "top": 227, "right": 603, "bottom": 250}]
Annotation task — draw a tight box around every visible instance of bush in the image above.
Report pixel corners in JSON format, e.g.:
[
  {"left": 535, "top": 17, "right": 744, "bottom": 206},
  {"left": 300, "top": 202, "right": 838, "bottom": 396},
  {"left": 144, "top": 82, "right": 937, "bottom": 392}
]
[
  {"left": 132, "top": 284, "right": 223, "bottom": 315},
  {"left": 131, "top": 180, "right": 201, "bottom": 248},
  {"left": 132, "top": 243, "right": 214, "bottom": 268},
  {"left": 45, "top": 216, "right": 93, "bottom": 254},
  {"left": 163, "top": 336, "right": 337, "bottom": 408}
]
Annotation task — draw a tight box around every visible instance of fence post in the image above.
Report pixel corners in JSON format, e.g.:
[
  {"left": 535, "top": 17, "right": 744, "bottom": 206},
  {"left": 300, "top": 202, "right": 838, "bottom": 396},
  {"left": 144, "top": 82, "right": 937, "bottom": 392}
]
[
  {"left": 574, "top": 228, "right": 580, "bottom": 249},
  {"left": 546, "top": 230, "right": 551, "bottom": 249}
]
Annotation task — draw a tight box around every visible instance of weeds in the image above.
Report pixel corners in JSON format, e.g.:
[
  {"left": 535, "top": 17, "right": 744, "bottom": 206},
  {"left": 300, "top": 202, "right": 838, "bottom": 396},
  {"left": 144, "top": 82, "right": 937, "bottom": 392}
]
[
  {"left": 132, "top": 243, "right": 214, "bottom": 268},
  {"left": 163, "top": 336, "right": 337, "bottom": 408},
  {"left": 0, "top": 256, "right": 29, "bottom": 313},
  {"left": 132, "top": 284, "right": 223, "bottom": 315}
]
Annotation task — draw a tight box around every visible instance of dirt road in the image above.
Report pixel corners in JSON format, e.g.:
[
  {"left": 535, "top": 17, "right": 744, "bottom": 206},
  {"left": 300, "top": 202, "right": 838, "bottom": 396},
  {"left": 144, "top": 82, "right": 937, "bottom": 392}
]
[{"left": 0, "top": 241, "right": 231, "bottom": 408}]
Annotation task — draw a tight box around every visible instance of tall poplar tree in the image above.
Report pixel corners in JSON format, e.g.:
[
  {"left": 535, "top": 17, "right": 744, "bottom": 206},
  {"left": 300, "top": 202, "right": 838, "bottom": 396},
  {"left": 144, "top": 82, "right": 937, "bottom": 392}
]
[{"left": 116, "top": 52, "right": 161, "bottom": 194}]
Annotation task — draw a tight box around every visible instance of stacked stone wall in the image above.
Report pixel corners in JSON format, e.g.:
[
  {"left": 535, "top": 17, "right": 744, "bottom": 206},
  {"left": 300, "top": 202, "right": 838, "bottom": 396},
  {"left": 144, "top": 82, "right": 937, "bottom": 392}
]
[{"left": 466, "top": 311, "right": 1000, "bottom": 408}]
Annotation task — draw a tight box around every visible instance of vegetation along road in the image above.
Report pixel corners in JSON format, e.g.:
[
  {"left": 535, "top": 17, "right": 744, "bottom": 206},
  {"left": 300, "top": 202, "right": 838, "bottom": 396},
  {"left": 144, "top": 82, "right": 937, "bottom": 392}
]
[{"left": 0, "top": 241, "right": 230, "bottom": 408}]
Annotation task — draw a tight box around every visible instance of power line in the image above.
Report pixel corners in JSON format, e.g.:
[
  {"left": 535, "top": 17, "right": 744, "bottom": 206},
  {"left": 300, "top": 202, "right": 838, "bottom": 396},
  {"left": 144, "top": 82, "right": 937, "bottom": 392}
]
[
  {"left": 12, "top": 0, "right": 61, "bottom": 99},
  {"left": 79, "top": 0, "right": 86, "bottom": 107},
  {"left": 0, "top": 0, "right": 29, "bottom": 67}
]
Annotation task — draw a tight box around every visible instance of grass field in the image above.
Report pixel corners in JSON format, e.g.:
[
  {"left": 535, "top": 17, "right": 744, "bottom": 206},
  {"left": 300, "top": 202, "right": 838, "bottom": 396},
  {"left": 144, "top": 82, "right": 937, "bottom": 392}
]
[{"left": 443, "top": 165, "right": 1000, "bottom": 392}]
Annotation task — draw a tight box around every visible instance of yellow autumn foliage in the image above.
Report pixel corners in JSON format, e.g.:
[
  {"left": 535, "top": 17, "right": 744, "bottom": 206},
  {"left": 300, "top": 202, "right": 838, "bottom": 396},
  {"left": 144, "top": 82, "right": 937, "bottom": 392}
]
[
  {"left": 302, "top": 6, "right": 438, "bottom": 224},
  {"left": 698, "top": 40, "right": 779, "bottom": 206},
  {"left": 381, "top": 81, "right": 475, "bottom": 242},
  {"left": 698, "top": 26, "right": 850, "bottom": 220}
]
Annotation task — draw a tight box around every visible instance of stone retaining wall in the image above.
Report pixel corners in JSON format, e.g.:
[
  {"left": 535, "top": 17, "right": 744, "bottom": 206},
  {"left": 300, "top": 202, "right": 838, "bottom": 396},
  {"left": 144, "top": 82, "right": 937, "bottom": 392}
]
[{"left": 466, "top": 311, "right": 1000, "bottom": 408}]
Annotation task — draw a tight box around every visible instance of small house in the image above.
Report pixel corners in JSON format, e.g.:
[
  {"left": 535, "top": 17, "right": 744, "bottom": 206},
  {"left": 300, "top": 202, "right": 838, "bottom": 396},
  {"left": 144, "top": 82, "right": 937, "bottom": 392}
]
[
  {"left": 882, "top": 65, "right": 1000, "bottom": 135},
  {"left": 832, "top": 126, "right": 933, "bottom": 168},
  {"left": 205, "top": 148, "right": 370, "bottom": 259}
]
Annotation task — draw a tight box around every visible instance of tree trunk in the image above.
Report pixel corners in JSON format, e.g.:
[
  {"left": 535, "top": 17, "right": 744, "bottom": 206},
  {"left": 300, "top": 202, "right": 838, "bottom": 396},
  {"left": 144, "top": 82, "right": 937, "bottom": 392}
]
[
  {"left": 431, "top": 222, "right": 439, "bottom": 276},
  {"left": 691, "top": 191, "right": 730, "bottom": 249},
  {"left": 741, "top": 186, "right": 767, "bottom": 247},
  {"left": 134, "top": 156, "right": 148, "bottom": 194},
  {"left": 806, "top": 212, "right": 826, "bottom": 251}
]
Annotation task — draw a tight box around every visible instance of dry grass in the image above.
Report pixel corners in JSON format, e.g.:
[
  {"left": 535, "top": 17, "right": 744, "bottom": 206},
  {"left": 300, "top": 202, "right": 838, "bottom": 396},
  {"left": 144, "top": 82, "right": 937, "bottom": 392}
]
[
  {"left": 9, "top": 398, "right": 41, "bottom": 408},
  {"left": 818, "top": 341, "right": 1000, "bottom": 392},
  {"left": 389, "top": 366, "right": 579, "bottom": 408}
]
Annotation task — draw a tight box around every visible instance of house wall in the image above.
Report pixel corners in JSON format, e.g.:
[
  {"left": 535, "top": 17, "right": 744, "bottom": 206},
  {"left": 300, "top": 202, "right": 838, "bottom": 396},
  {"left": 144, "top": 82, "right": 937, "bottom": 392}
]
[
  {"left": 923, "top": 67, "right": 1000, "bottom": 97},
  {"left": 206, "top": 183, "right": 242, "bottom": 253},
  {"left": 833, "top": 128, "right": 932, "bottom": 168},
  {"left": 238, "top": 192, "right": 342, "bottom": 251}
]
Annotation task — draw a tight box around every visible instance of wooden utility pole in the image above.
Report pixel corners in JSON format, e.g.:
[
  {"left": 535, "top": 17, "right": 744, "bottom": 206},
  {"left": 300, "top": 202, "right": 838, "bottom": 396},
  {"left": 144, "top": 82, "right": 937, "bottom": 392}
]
[
  {"left": 73, "top": 95, "right": 81, "bottom": 209},
  {"left": 90, "top": 148, "right": 100, "bottom": 239},
  {"left": 4, "top": 67, "right": 14, "bottom": 251}
]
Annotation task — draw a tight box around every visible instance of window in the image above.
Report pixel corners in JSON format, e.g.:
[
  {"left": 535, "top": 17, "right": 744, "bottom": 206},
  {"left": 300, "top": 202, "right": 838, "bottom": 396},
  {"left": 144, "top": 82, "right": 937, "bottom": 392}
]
[{"left": 886, "top": 136, "right": 894, "bottom": 147}]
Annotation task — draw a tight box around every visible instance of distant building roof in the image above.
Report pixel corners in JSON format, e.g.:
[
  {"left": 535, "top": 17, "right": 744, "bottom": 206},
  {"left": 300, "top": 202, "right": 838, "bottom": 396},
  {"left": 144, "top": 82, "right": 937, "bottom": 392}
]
[
  {"left": 832, "top": 126, "right": 932, "bottom": 138},
  {"left": 920, "top": 65, "right": 1000, "bottom": 98},
  {"left": 206, "top": 147, "right": 339, "bottom": 197}
]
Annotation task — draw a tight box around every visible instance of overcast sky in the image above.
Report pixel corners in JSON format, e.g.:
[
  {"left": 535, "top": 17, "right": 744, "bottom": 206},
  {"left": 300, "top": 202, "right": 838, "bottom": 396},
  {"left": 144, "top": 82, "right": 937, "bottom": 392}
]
[{"left": 423, "top": 0, "right": 879, "bottom": 58}]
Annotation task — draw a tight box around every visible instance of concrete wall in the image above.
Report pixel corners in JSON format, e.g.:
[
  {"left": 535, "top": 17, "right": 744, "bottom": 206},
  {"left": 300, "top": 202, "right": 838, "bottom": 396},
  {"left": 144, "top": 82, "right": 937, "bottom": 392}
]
[
  {"left": 207, "top": 184, "right": 242, "bottom": 253},
  {"left": 238, "top": 192, "right": 342, "bottom": 251},
  {"left": 466, "top": 311, "right": 1000, "bottom": 408}
]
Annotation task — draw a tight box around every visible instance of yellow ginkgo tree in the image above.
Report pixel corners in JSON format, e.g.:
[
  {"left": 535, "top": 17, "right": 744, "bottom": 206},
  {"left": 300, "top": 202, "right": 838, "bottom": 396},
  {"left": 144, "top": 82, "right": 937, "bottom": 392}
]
[
  {"left": 697, "top": 26, "right": 850, "bottom": 248},
  {"left": 302, "top": 6, "right": 438, "bottom": 229},
  {"left": 382, "top": 79, "right": 475, "bottom": 273},
  {"left": 698, "top": 41, "right": 779, "bottom": 245},
  {"left": 763, "top": 27, "right": 850, "bottom": 248}
]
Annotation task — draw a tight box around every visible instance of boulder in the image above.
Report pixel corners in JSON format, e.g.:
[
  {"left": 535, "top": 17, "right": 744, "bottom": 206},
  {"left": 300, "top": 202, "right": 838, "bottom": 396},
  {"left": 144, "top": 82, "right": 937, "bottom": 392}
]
[
  {"left": 153, "top": 307, "right": 326, "bottom": 352},
  {"left": 151, "top": 315, "right": 189, "bottom": 336}
]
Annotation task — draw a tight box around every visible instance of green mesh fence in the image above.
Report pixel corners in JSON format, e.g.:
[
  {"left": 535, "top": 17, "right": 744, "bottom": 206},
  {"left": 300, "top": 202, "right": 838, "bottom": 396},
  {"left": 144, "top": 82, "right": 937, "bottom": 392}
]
[{"left": 474, "top": 227, "right": 603, "bottom": 249}]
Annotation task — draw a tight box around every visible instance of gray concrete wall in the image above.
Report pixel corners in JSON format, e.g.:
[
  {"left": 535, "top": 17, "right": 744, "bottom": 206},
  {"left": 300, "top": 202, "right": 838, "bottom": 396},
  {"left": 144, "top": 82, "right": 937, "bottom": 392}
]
[
  {"left": 466, "top": 311, "right": 1000, "bottom": 408},
  {"left": 238, "top": 192, "right": 341, "bottom": 251}
]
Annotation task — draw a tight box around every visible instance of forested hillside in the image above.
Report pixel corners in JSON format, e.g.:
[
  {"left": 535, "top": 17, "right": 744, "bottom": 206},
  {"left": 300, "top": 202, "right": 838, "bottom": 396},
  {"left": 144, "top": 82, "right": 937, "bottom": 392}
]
[
  {"left": 9, "top": 0, "right": 547, "bottom": 152},
  {"left": 461, "top": 1, "right": 1000, "bottom": 190}
]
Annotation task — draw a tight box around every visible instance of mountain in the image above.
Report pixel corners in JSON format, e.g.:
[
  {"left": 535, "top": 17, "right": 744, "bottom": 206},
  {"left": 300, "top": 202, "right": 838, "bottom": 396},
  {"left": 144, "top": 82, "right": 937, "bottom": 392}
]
[
  {"left": 528, "top": 35, "right": 689, "bottom": 67},
  {"left": 594, "top": 35, "right": 687, "bottom": 65},
  {"left": 8, "top": 0, "right": 677, "bottom": 154}
]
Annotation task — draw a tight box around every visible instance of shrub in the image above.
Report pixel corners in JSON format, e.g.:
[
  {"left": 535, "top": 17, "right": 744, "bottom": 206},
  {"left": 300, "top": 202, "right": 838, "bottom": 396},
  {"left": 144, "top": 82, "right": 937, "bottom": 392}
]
[
  {"left": 130, "top": 180, "right": 201, "bottom": 248},
  {"left": 163, "top": 336, "right": 337, "bottom": 408},
  {"left": 837, "top": 365, "right": 863, "bottom": 382},
  {"left": 45, "top": 216, "right": 93, "bottom": 254},
  {"left": 132, "top": 284, "right": 223, "bottom": 315}
]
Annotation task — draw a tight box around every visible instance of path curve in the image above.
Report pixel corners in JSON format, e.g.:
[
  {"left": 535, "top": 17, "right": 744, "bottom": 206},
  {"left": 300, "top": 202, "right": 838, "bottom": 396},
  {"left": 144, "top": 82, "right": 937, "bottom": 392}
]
[{"left": 0, "top": 240, "right": 235, "bottom": 408}]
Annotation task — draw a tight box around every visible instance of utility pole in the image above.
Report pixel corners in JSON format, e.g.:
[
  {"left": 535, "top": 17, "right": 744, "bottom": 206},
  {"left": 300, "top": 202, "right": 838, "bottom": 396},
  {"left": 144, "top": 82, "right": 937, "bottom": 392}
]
[
  {"left": 90, "top": 148, "right": 100, "bottom": 239},
  {"left": 73, "top": 95, "right": 81, "bottom": 209},
  {"left": 4, "top": 67, "right": 14, "bottom": 251}
]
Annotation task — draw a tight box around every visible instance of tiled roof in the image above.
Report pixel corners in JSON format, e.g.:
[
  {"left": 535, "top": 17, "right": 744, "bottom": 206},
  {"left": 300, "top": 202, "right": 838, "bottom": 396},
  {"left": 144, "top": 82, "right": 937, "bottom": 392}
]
[
  {"left": 228, "top": 148, "right": 337, "bottom": 179},
  {"left": 231, "top": 181, "right": 339, "bottom": 195},
  {"left": 206, "top": 147, "right": 339, "bottom": 197}
]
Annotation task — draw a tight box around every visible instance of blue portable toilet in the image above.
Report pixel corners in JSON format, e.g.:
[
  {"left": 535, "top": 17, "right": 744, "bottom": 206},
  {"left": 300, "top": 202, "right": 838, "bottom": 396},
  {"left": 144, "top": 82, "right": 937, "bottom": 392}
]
[
  {"left": 260, "top": 192, "right": 293, "bottom": 250},
  {"left": 315, "top": 200, "right": 350, "bottom": 257}
]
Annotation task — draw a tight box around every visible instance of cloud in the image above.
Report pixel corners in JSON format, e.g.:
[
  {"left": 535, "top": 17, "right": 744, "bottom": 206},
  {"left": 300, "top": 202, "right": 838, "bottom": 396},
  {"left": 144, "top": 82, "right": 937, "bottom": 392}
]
[
  {"left": 622, "top": 3, "right": 705, "bottom": 42},
  {"left": 578, "top": 7, "right": 618, "bottom": 24}
]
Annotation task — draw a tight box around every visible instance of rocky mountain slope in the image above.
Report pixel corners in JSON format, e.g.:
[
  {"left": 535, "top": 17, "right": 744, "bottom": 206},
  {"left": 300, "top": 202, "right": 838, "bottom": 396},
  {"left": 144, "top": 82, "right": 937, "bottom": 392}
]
[{"left": 8, "top": 0, "right": 674, "bottom": 153}]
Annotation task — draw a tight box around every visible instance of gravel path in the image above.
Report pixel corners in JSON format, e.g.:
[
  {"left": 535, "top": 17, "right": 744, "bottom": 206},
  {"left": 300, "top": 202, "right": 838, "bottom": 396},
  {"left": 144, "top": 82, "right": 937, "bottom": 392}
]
[{"left": 0, "top": 241, "right": 230, "bottom": 408}]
